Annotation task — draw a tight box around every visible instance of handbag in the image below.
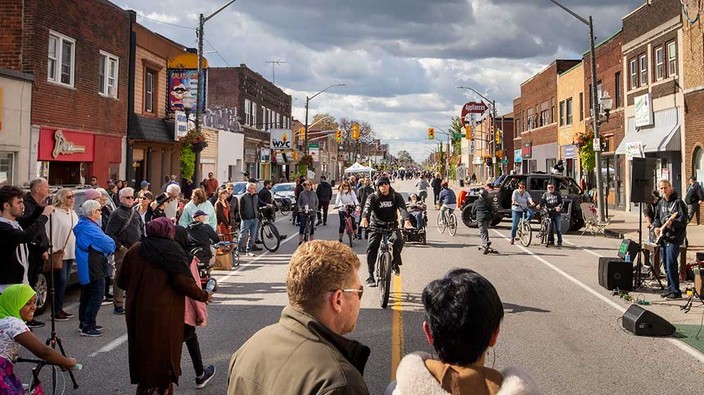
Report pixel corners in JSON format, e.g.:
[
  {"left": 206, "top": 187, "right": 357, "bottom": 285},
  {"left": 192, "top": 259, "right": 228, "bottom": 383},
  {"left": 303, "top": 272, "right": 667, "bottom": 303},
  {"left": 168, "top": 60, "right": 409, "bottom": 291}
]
[{"left": 44, "top": 211, "right": 73, "bottom": 272}]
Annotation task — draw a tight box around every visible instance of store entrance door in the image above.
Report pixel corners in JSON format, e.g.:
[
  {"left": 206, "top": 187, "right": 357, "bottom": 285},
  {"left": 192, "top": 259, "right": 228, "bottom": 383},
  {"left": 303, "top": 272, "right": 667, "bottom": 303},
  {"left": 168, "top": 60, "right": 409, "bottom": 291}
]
[{"left": 48, "top": 162, "right": 83, "bottom": 185}]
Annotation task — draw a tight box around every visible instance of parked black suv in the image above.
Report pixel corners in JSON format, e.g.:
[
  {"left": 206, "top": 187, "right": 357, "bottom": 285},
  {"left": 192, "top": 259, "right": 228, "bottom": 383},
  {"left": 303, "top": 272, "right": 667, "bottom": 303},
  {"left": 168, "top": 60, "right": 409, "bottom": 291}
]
[{"left": 460, "top": 173, "right": 587, "bottom": 231}]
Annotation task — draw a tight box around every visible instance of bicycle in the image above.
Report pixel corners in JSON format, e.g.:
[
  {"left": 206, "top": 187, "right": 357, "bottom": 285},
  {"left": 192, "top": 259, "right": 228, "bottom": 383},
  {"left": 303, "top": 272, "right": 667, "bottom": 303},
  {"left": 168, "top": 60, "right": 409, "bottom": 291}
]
[
  {"left": 536, "top": 207, "right": 552, "bottom": 246},
  {"left": 16, "top": 357, "right": 82, "bottom": 394},
  {"left": 516, "top": 208, "right": 533, "bottom": 247},
  {"left": 336, "top": 205, "right": 358, "bottom": 247},
  {"left": 258, "top": 207, "right": 281, "bottom": 252},
  {"left": 436, "top": 206, "right": 458, "bottom": 236},
  {"left": 372, "top": 226, "right": 400, "bottom": 309},
  {"left": 272, "top": 193, "right": 291, "bottom": 216},
  {"left": 299, "top": 208, "right": 316, "bottom": 243}
]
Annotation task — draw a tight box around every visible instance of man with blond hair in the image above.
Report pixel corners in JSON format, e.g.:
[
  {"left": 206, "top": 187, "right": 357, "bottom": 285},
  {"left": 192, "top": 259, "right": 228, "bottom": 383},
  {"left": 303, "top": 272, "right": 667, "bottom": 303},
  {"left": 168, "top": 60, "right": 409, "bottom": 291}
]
[{"left": 227, "top": 240, "right": 370, "bottom": 394}]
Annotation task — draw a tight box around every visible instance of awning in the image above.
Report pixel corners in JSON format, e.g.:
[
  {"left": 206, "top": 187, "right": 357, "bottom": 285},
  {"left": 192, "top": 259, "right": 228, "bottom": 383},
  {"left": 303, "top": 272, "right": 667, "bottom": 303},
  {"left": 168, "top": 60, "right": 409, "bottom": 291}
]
[
  {"left": 128, "top": 113, "right": 175, "bottom": 142},
  {"left": 616, "top": 107, "right": 681, "bottom": 155}
]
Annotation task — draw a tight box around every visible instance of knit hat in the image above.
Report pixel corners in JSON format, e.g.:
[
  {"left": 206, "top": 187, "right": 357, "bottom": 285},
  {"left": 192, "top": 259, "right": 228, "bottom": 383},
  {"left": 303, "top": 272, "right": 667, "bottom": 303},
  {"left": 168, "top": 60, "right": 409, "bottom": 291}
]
[
  {"left": 0, "top": 284, "right": 36, "bottom": 321},
  {"left": 85, "top": 189, "right": 102, "bottom": 201}
]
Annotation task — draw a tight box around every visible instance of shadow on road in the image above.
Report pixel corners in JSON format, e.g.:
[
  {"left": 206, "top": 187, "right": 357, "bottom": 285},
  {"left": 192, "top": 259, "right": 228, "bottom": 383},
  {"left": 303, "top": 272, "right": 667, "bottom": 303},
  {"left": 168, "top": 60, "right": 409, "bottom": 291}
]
[{"left": 503, "top": 302, "right": 551, "bottom": 314}]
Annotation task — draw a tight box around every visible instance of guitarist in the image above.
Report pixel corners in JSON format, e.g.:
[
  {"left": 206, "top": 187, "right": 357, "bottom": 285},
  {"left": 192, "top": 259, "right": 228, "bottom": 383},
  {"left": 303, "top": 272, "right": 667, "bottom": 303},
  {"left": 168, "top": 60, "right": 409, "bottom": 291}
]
[{"left": 652, "top": 180, "right": 687, "bottom": 300}]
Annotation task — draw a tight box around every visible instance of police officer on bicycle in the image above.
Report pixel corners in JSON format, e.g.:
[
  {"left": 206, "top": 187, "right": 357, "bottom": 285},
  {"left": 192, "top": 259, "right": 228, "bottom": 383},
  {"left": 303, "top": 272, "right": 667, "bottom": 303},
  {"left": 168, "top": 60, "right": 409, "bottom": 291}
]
[{"left": 360, "top": 176, "right": 412, "bottom": 287}]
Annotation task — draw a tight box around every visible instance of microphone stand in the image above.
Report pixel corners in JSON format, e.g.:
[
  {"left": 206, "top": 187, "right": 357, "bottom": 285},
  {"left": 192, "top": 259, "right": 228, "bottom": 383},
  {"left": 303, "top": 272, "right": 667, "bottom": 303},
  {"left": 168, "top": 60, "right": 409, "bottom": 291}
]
[{"left": 46, "top": 213, "right": 79, "bottom": 390}]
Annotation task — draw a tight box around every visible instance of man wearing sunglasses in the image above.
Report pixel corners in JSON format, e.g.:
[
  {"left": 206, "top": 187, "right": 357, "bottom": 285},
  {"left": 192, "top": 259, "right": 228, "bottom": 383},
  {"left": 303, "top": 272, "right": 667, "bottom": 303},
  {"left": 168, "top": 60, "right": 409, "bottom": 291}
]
[
  {"left": 228, "top": 240, "right": 370, "bottom": 394},
  {"left": 539, "top": 183, "right": 563, "bottom": 247},
  {"left": 360, "top": 176, "right": 412, "bottom": 286}
]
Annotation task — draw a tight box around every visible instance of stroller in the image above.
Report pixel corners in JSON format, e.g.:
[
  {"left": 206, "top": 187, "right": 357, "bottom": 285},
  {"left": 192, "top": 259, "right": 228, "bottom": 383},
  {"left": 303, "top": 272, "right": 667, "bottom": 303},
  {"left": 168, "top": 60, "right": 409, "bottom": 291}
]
[{"left": 403, "top": 195, "right": 428, "bottom": 245}]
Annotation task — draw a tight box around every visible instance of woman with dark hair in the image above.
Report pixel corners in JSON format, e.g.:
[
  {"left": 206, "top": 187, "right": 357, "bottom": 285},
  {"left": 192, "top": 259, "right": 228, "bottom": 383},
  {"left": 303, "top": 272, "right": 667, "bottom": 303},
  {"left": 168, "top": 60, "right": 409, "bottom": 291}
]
[
  {"left": 388, "top": 269, "right": 538, "bottom": 394},
  {"left": 116, "top": 218, "right": 211, "bottom": 394}
]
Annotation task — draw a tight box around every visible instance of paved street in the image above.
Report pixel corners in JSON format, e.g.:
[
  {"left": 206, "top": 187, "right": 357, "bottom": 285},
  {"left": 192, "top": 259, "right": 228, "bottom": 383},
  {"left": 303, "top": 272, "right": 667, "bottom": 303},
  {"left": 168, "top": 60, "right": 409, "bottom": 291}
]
[{"left": 18, "top": 179, "right": 704, "bottom": 394}]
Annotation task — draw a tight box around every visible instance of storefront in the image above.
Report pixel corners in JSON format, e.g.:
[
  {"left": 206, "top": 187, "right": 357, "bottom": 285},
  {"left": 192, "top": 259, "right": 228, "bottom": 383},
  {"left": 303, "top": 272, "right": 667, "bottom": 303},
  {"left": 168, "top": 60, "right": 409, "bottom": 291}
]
[
  {"left": 244, "top": 143, "right": 258, "bottom": 179},
  {"left": 37, "top": 127, "right": 121, "bottom": 186},
  {"left": 0, "top": 70, "right": 34, "bottom": 185}
]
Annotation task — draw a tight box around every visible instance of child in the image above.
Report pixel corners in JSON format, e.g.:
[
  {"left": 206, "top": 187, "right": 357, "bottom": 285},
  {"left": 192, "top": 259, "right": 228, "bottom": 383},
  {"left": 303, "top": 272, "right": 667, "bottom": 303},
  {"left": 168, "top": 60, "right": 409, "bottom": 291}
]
[{"left": 472, "top": 189, "right": 495, "bottom": 254}]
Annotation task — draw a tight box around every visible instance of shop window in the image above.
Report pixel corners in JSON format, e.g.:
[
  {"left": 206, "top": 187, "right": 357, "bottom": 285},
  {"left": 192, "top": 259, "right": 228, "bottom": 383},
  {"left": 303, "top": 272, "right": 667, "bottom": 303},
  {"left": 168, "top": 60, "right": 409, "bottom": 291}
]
[
  {"left": 99, "top": 51, "right": 119, "bottom": 98},
  {"left": 0, "top": 152, "right": 14, "bottom": 185},
  {"left": 48, "top": 31, "right": 75, "bottom": 87}
]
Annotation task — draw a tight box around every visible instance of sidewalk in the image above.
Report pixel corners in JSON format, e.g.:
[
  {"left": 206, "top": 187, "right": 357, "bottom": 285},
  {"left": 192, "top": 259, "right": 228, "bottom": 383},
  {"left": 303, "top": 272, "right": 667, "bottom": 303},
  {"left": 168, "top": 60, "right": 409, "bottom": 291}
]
[{"left": 449, "top": 180, "right": 704, "bottom": 263}]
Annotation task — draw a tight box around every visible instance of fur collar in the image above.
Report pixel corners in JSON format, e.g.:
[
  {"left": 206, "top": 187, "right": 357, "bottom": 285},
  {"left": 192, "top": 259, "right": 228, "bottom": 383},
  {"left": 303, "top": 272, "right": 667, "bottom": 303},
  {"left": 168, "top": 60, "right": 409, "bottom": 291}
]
[{"left": 392, "top": 352, "right": 540, "bottom": 395}]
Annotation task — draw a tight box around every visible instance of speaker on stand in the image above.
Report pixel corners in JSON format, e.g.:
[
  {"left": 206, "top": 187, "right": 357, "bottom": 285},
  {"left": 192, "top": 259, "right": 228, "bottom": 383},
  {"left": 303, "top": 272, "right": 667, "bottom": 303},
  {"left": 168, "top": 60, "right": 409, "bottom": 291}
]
[{"left": 629, "top": 158, "right": 663, "bottom": 289}]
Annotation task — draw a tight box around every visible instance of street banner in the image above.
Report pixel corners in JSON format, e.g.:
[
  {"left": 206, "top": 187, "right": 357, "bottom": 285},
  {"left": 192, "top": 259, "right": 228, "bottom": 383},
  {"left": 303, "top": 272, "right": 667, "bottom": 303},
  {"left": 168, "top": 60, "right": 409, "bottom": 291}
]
[{"left": 270, "top": 128, "right": 292, "bottom": 149}]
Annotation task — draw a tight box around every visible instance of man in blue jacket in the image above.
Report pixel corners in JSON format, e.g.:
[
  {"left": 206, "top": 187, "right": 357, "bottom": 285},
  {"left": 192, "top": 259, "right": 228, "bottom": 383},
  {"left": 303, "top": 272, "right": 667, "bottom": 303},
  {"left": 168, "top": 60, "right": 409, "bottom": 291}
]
[{"left": 74, "top": 199, "right": 116, "bottom": 337}]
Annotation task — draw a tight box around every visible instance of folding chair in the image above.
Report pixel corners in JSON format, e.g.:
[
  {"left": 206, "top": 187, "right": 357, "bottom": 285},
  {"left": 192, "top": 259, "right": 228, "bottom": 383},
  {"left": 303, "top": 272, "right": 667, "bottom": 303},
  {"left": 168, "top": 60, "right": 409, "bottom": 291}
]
[{"left": 579, "top": 202, "right": 609, "bottom": 235}]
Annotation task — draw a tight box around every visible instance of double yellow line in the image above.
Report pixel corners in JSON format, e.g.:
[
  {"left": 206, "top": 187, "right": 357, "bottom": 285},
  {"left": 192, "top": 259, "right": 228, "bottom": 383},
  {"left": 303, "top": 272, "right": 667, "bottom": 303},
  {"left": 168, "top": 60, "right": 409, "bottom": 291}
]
[{"left": 390, "top": 274, "right": 404, "bottom": 380}]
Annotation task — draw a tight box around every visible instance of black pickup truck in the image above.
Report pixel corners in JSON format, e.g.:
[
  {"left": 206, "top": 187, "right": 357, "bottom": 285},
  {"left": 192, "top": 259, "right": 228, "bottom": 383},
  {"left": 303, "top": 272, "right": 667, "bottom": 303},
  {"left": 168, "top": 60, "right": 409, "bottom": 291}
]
[{"left": 459, "top": 173, "right": 587, "bottom": 231}]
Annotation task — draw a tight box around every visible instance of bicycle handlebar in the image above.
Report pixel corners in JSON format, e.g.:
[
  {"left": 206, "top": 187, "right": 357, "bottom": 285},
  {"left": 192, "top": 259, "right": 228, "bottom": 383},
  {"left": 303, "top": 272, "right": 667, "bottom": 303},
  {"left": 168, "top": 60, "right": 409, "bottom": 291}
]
[{"left": 16, "top": 357, "right": 82, "bottom": 371}]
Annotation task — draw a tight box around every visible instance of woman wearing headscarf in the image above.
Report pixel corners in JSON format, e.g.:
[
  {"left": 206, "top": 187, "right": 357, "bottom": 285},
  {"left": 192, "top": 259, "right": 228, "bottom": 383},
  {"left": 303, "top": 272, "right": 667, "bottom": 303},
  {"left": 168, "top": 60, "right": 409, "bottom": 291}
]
[
  {"left": 0, "top": 284, "right": 77, "bottom": 393},
  {"left": 46, "top": 188, "right": 79, "bottom": 322},
  {"left": 116, "top": 218, "right": 211, "bottom": 394}
]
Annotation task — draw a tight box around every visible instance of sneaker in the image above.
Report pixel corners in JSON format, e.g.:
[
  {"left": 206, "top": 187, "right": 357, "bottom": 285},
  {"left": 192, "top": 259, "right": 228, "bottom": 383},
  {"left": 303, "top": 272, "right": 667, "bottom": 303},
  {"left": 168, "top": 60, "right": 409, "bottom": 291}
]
[
  {"left": 27, "top": 319, "right": 45, "bottom": 329},
  {"left": 557, "top": 242, "right": 563, "bottom": 247},
  {"left": 78, "top": 324, "right": 103, "bottom": 333},
  {"left": 101, "top": 299, "right": 112, "bottom": 306},
  {"left": 510, "top": 239, "right": 515, "bottom": 245},
  {"left": 104, "top": 293, "right": 114, "bottom": 301},
  {"left": 392, "top": 265, "right": 400, "bottom": 276},
  {"left": 366, "top": 277, "right": 376, "bottom": 287},
  {"left": 247, "top": 251, "right": 255, "bottom": 257},
  {"left": 60, "top": 309, "right": 74, "bottom": 318},
  {"left": 316, "top": 220, "right": 322, "bottom": 226},
  {"left": 251, "top": 245, "right": 263, "bottom": 251},
  {"left": 254, "top": 240, "right": 263, "bottom": 245},
  {"left": 114, "top": 307, "right": 126, "bottom": 315},
  {"left": 323, "top": 222, "right": 327, "bottom": 226},
  {"left": 659, "top": 291, "right": 674, "bottom": 298},
  {"left": 195, "top": 365, "right": 216, "bottom": 389},
  {"left": 54, "top": 311, "right": 70, "bottom": 321},
  {"left": 665, "top": 293, "right": 682, "bottom": 300},
  {"left": 80, "top": 328, "right": 103, "bottom": 337}
]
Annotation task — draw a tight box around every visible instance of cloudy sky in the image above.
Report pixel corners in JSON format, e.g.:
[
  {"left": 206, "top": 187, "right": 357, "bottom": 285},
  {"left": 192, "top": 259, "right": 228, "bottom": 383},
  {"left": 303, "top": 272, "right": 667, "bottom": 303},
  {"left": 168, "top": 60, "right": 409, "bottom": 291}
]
[{"left": 120, "top": 0, "right": 644, "bottom": 161}]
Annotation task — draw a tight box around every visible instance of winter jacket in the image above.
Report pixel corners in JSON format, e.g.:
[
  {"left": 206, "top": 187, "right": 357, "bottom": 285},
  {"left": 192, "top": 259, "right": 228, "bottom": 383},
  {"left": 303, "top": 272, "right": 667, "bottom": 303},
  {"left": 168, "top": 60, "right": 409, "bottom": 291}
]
[
  {"left": 227, "top": 305, "right": 370, "bottom": 395},
  {"left": 105, "top": 205, "right": 144, "bottom": 249},
  {"left": 388, "top": 352, "right": 540, "bottom": 395},
  {"left": 439, "top": 188, "right": 457, "bottom": 206},
  {"left": 472, "top": 195, "right": 494, "bottom": 223},
  {"left": 652, "top": 191, "right": 687, "bottom": 245},
  {"left": 0, "top": 215, "right": 49, "bottom": 288},
  {"left": 73, "top": 216, "right": 116, "bottom": 285},
  {"left": 357, "top": 185, "right": 375, "bottom": 211},
  {"left": 316, "top": 181, "right": 333, "bottom": 202},
  {"left": 685, "top": 182, "right": 704, "bottom": 205},
  {"left": 431, "top": 177, "right": 442, "bottom": 193},
  {"left": 239, "top": 193, "right": 259, "bottom": 220},
  {"left": 186, "top": 221, "right": 220, "bottom": 262},
  {"left": 362, "top": 187, "right": 409, "bottom": 228},
  {"left": 178, "top": 200, "right": 216, "bottom": 230},
  {"left": 17, "top": 193, "right": 50, "bottom": 254}
]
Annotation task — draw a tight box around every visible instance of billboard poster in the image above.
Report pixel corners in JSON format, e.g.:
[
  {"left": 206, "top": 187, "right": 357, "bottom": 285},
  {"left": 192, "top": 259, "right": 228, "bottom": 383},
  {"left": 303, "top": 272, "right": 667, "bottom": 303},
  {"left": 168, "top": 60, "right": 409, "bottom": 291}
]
[{"left": 168, "top": 69, "right": 206, "bottom": 112}]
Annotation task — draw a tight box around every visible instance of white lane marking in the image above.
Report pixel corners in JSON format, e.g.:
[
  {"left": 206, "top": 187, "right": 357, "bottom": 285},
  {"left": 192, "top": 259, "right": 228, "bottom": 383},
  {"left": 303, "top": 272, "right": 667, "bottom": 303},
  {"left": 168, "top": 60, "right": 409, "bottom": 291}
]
[
  {"left": 491, "top": 229, "right": 704, "bottom": 364},
  {"left": 89, "top": 334, "right": 128, "bottom": 357}
]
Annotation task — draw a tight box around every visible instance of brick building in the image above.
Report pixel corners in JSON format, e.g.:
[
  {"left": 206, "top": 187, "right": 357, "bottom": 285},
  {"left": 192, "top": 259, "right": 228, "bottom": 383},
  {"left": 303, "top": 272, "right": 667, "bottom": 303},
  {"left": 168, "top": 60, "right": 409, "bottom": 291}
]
[
  {"left": 208, "top": 65, "right": 292, "bottom": 181},
  {"left": 0, "top": 0, "right": 130, "bottom": 186},
  {"left": 618, "top": 0, "right": 683, "bottom": 206},
  {"left": 584, "top": 30, "right": 626, "bottom": 209},
  {"left": 556, "top": 61, "right": 585, "bottom": 182},
  {"left": 514, "top": 60, "right": 580, "bottom": 174}
]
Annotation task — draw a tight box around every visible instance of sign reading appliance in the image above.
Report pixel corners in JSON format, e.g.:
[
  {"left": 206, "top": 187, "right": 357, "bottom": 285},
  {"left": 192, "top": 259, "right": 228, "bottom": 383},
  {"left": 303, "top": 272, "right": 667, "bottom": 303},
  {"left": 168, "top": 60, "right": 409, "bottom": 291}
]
[
  {"left": 461, "top": 101, "right": 488, "bottom": 119},
  {"left": 270, "top": 129, "right": 292, "bottom": 149}
]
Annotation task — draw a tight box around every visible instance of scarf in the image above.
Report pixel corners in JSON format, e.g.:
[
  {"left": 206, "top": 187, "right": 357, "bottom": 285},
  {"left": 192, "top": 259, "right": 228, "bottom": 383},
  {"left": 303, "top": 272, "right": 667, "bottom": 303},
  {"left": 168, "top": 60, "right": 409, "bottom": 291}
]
[
  {"left": 0, "top": 217, "right": 30, "bottom": 286},
  {"left": 139, "top": 218, "right": 191, "bottom": 276},
  {"left": 0, "top": 284, "right": 36, "bottom": 321}
]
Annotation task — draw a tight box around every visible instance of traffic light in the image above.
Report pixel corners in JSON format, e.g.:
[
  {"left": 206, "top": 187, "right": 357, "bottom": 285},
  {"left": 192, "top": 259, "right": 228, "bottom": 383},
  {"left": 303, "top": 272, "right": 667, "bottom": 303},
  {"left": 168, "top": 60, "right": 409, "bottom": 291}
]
[
  {"left": 465, "top": 125, "right": 473, "bottom": 140},
  {"left": 428, "top": 127, "right": 435, "bottom": 140},
  {"left": 351, "top": 123, "right": 360, "bottom": 140},
  {"left": 299, "top": 126, "right": 306, "bottom": 139},
  {"left": 336, "top": 129, "right": 343, "bottom": 142},
  {"left": 495, "top": 129, "right": 502, "bottom": 145}
]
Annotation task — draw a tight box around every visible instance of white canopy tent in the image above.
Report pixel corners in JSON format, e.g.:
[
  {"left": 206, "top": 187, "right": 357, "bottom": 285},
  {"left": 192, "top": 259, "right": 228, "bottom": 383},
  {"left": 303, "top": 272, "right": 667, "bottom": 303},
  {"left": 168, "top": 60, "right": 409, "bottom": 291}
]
[{"left": 344, "top": 162, "right": 375, "bottom": 177}]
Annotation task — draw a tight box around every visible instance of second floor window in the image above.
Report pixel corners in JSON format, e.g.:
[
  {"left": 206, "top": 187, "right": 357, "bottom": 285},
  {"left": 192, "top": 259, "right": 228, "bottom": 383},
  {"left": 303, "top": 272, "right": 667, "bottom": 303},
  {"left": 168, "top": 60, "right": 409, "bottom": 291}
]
[
  {"left": 245, "top": 99, "right": 251, "bottom": 125},
  {"left": 48, "top": 32, "right": 75, "bottom": 87},
  {"left": 252, "top": 103, "right": 258, "bottom": 128},
  {"left": 639, "top": 54, "right": 647, "bottom": 87},
  {"left": 559, "top": 101, "right": 565, "bottom": 126},
  {"left": 655, "top": 47, "right": 664, "bottom": 81},
  {"left": 629, "top": 59, "right": 637, "bottom": 90},
  {"left": 145, "top": 70, "right": 155, "bottom": 113},
  {"left": 99, "top": 51, "right": 119, "bottom": 98},
  {"left": 667, "top": 41, "right": 677, "bottom": 76},
  {"left": 566, "top": 98, "right": 573, "bottom": 125}
]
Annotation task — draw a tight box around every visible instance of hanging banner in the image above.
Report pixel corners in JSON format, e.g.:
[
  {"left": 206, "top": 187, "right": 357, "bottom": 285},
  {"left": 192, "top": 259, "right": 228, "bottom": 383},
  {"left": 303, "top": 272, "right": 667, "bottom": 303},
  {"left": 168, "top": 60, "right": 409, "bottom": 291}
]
[{"left": 167, "top": 69, "right": 206, "bottom": 112}]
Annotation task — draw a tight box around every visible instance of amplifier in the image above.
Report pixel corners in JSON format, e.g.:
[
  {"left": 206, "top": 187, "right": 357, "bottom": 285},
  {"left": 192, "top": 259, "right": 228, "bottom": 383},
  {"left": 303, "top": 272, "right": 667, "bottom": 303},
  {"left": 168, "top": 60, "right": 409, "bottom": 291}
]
[{"left": 598, "top": 257, "right": 633, "bottom": 291}]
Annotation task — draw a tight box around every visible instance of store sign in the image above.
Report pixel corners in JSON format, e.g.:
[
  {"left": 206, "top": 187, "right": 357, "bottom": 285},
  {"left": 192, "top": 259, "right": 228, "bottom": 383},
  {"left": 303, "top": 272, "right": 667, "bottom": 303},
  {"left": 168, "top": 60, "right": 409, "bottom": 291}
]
[
  {"left": 167, "top": 69, "right": 206, "bottom": 112},
  {"left": 38, "top": 127, "right": 94, "bottom": 162},
  {"left": 565, "top": 145, "right": 575, "bottom": 159},
  {"left": 270, "top": 129, "right": 292, "bottom": 149},
  {"left": 634, "top": 93, "right": 653, "bottom": 127},
  {"left": 260, "top": 148, "right": 271, "bottom": 163},
  {"left": 625, "top": 142, "right": 645, "bottom": 159},
  {"left": 174, "top": 110, "right": 188, "bottom": 141},
  {"left": 522, "top": 142, "right": 532, "bottom": 159}
]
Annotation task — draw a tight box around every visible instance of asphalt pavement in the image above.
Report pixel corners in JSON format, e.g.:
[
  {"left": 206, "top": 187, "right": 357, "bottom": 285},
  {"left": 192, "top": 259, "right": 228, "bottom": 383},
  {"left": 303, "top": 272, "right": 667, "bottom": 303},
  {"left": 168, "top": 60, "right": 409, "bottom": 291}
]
[{"left": 17, "top": 179, "right": 704, "bottom": 394}]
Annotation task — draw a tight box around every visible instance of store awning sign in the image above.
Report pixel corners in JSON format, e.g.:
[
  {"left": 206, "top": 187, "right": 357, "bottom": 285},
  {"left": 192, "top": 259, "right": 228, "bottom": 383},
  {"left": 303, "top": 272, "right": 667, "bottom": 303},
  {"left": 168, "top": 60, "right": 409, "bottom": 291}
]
[
  {"left": 625, "top": 142, "right": 645, "bottom": 158},
  {"left": 38, "top": 127, "right": 94, "bottom": 162}
]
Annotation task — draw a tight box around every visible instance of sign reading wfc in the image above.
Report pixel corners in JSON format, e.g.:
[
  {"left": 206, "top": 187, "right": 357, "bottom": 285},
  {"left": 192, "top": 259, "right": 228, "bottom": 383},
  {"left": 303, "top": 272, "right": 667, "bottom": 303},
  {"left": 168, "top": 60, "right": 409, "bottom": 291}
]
[{"left": 461, "top": 101, "right": 488, "bottom": 119}]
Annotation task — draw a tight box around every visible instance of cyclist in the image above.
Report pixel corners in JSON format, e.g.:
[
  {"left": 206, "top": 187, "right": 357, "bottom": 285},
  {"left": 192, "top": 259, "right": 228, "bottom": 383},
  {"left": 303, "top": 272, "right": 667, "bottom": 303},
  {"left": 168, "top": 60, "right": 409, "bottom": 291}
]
[
  {"left": 437, "top": 180, "right": 457, "bottom": 224},
  {"left": 296, "top": 180, "right": 318, "bottom": 245},
  {"left": 334, "top": 181, "right": 359, "bottom": 243},
  {"left": 510, "top": 181, "right": 534, "bottom": 245},
  {"left": 360, "top": 176, "right": 412, "bottom": 286}
]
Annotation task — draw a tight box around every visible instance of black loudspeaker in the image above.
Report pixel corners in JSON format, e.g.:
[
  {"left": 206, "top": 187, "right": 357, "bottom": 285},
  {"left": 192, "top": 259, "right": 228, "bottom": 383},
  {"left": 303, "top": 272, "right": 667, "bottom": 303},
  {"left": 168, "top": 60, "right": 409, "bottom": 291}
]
[
  {"left": 622, "top": 305, "right": 676, "bottom": 336},
  {"left": 617, "top": 239, "right": 640, "bottom": 260},
  {"left": 598, "top": 257, "right": 633, "bottom": 291},
  {"left": 631, "top": 157, "right": 656, "bottom": 203}
]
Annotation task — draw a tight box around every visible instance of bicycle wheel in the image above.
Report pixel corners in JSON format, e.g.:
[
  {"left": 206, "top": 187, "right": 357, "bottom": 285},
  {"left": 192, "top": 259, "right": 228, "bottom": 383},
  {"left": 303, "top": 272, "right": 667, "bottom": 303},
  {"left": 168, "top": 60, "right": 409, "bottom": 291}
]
[
  {"left": 519, "top": 220, "right": 532, "bottom": 247},
  {"left": 260, "top": 222, "right": 280, "bottom": 252},
  {"left": 436, "top": 212, "right": 447, "bottom": 233},
  {"left": 379, "top": 252, "right": 392, "bottom": 309},
  {"left": 448, "top": 213, "right": 458, "bottom": 236},
  {"left": 540, "top": 219, "right": 549, "bottom": 245},
  {"left": 279, "top": 202, "right": 291, "bottom": 216}
]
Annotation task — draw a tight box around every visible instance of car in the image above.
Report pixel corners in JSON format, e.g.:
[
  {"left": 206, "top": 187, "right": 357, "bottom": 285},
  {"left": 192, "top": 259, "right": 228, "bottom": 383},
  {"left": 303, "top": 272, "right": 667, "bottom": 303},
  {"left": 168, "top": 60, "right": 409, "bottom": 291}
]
[
  {"left": 271, "top": 182, "right": 296, "bottom": 205},
  {"left": 459, "top": 173, "right": 587, "bottom": 232}
]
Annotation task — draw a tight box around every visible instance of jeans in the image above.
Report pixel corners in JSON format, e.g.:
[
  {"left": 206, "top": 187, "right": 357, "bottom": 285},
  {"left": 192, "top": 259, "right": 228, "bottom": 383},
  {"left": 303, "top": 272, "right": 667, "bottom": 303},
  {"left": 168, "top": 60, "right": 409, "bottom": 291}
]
[
  {"left": 298, "top": 213, "right": 316, "bottom": 235},
  {"left": 548, "top": 215, "right": 562, "bottom": 244},
  {"left": 238, "top": 219, "right": 259, "bottom": 252},
  {"left": 687, "top": 203, "right": 700, "bottom": 224},
  {"left": 183, "top": 324, "right": 204, "bottom": 376},
  {"left": 53, "top": 259, "right": 73, "bottom": 313},
  {"left": 411, "top": 211, "right": 424, "bottom": 229},
  {"left": 318, "top": 201, "right": 330, "bottom": 224},
  {"left": 660, "top": 242, "right": 681, "bottom": 295},
  {"left": 366, "top": 229, "right": 404, "bottom": 278},
  {"left": 79, "top": 278, "right": 105, "bottom": 330},
  {"left": 510, "top": 209, "right": 533, "bottom": 239}
]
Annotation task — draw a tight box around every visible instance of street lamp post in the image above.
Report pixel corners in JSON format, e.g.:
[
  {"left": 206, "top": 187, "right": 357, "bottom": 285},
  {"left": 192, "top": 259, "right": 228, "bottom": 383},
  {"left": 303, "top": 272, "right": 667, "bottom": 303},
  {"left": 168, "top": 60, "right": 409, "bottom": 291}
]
[
  {"left": 194, "top": 0, "right": 238, "bottom": 184},
  {"left": 548, "top": 0, "right": 607, "bottom": 222},
  {"left": 457, "top": 86, "right": 497, "bottom": 178},
  {"left": 303, "top": 84, "right": 345, "bottom": 157}
]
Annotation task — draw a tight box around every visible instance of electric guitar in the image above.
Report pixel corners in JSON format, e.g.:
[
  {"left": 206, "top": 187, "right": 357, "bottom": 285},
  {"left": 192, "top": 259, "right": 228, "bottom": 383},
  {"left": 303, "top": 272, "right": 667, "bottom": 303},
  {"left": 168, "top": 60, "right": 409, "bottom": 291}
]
[{"left": 654, "top": 212, "right": 679, "bottom": 244}]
